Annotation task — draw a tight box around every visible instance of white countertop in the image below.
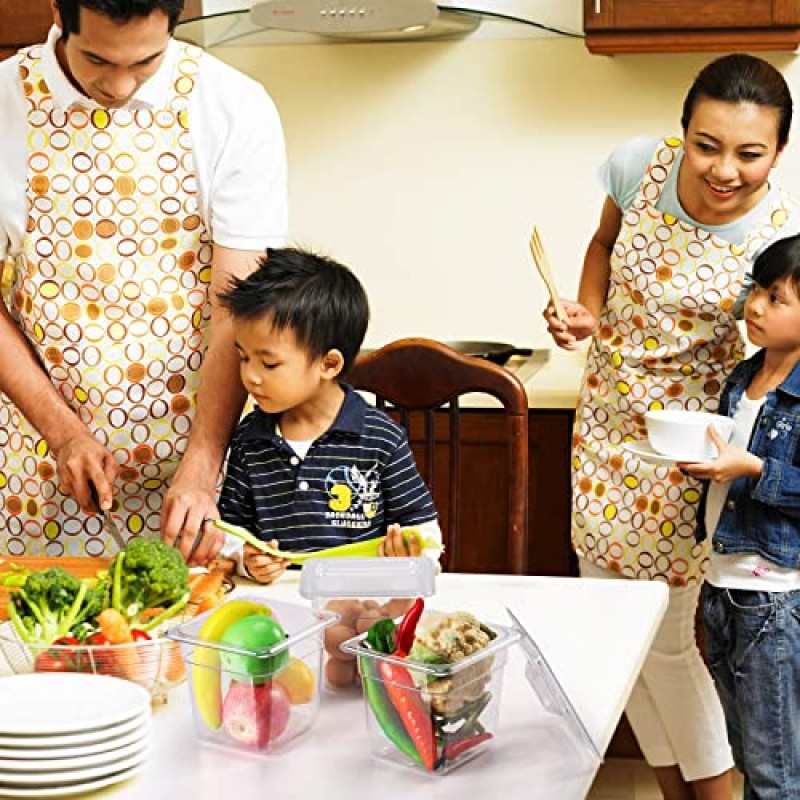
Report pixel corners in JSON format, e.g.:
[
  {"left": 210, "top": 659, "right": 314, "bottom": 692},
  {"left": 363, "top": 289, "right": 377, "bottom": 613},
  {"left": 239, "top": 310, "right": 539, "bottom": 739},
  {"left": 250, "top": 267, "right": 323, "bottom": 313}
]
[{"left": 97, "top": 572, "right": 666, "bottom": 800}]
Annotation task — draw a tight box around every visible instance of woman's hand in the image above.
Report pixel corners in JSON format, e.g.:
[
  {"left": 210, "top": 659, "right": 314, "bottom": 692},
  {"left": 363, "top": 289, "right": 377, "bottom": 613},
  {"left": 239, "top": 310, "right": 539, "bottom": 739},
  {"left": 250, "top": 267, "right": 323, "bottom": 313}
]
[
  {"left": 55, "top": 433, "right": 118, "bottom": 514},
  {"left": 543, "top": 299, "right": 598, "bottom": 350},
  {"left": 161, "top": 486, "right": 223, "bottom": 566},
  {"left": 243, "top": 541, "right": 290, "bottom": 584},
  {"left": 679, "top": 426, "right": 763, "bottom": 482}
]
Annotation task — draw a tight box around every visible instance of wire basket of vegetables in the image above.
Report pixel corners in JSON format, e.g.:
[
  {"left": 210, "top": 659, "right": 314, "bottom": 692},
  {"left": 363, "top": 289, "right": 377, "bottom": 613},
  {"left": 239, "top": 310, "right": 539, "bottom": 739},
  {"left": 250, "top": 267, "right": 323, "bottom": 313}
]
[{"left": 0, "top": 539, "right": 231, "bottom": 703}]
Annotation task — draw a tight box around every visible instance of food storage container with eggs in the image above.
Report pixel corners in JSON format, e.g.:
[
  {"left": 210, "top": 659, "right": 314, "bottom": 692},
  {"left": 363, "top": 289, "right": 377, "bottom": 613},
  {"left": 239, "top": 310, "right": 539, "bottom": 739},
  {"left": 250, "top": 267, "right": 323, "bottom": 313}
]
[{"left": 299, "top": 557, "right": 436, "bottom": 691}]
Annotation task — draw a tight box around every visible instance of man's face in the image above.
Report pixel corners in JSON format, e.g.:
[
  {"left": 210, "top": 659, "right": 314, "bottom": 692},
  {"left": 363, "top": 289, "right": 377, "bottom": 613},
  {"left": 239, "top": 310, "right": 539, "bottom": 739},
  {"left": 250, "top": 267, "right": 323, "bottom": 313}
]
[{"left": 53, "top": 4, "right": 171, "bottom": 108}]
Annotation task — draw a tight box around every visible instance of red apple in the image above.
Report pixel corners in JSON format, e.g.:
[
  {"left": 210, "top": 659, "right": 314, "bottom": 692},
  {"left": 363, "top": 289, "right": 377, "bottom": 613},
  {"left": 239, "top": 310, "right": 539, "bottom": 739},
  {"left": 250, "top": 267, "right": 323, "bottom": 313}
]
[{"left": 222, "top": 680, "right": 291, "bottom": 749}]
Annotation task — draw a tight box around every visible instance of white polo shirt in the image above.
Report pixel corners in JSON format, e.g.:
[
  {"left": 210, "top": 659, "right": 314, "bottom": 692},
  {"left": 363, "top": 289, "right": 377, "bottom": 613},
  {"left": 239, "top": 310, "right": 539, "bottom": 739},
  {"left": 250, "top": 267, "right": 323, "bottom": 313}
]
[{"left": 0, "top": 26, "right": 288, "bottom": 261}]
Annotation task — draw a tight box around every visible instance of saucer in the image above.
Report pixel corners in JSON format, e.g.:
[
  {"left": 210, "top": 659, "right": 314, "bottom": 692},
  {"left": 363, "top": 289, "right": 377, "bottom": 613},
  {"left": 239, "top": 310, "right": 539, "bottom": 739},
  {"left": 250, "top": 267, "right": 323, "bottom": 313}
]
[{"left": 622, "top": 440, "right": 708, "bottom": 466}]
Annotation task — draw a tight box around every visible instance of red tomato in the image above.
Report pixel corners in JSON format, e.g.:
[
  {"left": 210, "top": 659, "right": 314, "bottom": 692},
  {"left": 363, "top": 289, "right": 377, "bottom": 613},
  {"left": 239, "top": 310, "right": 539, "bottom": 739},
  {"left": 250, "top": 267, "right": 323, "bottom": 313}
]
[
  {"left": 130, "top": 629, "right": 151, "bottom": 642},
  {"left": 34, "top": 650, "right": 71, "bottom": 673},
  {"left": 85, "top": 633, "right": 119, "bottom": 677}
]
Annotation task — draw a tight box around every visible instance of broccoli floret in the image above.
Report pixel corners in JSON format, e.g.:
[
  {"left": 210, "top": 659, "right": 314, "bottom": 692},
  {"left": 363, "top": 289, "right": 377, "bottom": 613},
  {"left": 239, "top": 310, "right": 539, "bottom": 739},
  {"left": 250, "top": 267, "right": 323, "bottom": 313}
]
[
  {"left": 7, "top": 567, "right": 96, "bottom": 644},
  {"left": 109, "top": 538, "right": 190, "bottom": 631}
]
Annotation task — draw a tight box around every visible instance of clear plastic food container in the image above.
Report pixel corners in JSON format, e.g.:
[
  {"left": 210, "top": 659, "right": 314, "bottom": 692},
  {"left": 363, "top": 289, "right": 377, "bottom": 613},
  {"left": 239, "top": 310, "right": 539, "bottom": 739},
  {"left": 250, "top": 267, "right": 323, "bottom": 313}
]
[
  {"left": 299, "top": 557, "right": 435, "bottom": 691},
  {"left": 340, "top": 614, "right": 519, "bottom": 774},
  {"left": 166, "top": 596, "right": 337, "bottom": 754}
]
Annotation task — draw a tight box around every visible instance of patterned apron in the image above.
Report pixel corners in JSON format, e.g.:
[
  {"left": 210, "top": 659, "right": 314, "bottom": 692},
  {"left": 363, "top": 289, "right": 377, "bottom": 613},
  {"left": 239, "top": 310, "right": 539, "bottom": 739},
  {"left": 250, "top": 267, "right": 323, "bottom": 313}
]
[
  {"left": 0, "top": 42, "right": 213, "bottom": 557},
  {"left": 572, "top": 138, "right": 794, "bottom": 586}
]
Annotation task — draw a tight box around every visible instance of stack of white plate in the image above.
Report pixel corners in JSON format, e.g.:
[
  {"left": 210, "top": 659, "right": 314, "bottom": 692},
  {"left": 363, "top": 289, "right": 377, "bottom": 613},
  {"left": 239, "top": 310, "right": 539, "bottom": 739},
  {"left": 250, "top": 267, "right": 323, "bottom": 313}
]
[{"left": 0, "top": 672, "right": 152, "bottom": 798}]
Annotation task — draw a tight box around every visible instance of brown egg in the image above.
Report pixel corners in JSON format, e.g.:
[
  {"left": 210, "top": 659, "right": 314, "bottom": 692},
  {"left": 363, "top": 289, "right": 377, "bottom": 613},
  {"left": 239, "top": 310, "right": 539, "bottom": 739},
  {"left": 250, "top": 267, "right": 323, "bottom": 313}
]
[
  {"left": 355, "top": 609, "right": 382, "bottom": 635},
  {"left": 381, "top": 598, "right": 414, "bottom": 618},
  {"left": 324, "top": 598, "right": 366, "bottom": 625},
  {"left": 323, "top": 622, "right": 358, "bottom": 660},
  {"left": 362, "top": 599, "right": 380, "bottom": 611},
  {"left": 325, "top": 657, "right": 358, "bottom": 688}
]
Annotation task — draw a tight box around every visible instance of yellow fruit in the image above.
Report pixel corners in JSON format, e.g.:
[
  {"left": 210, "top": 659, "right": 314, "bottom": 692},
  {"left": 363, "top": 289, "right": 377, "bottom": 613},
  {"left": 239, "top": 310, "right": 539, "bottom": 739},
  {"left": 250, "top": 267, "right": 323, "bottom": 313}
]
[
  {"left": 191, "top": 599, "right": 272, "bottom": 729},
  {"left": 274, "top": 657, "right": 316, "bottom": 704}
]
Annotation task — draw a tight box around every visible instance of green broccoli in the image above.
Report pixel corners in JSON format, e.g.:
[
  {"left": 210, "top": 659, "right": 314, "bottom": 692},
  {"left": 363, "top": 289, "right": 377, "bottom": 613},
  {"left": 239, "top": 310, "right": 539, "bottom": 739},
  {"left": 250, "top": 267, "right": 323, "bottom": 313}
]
[
  {"left": 109, "top": 537, "right": 190, "bottom": 631},
  {"left": 7, "top": 567, "right": 100, "bottom": 644}
]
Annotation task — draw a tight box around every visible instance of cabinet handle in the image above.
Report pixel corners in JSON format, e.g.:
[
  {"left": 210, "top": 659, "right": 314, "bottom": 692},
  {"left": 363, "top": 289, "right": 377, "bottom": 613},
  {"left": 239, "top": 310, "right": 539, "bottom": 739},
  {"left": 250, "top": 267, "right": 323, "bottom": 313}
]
[{"left": 594, "top": 0, "right": 601, "bottom": 12}]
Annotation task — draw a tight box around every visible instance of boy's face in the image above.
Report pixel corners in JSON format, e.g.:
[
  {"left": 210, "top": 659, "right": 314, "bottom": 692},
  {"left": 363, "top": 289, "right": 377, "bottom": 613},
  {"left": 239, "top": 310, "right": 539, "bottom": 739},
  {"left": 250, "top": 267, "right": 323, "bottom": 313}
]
[
  {"left": 744, "top": 276, "right": 800, "bottom": 353},
  {"left": 234, "top": 317, "right": 329, "bottom": 415}
]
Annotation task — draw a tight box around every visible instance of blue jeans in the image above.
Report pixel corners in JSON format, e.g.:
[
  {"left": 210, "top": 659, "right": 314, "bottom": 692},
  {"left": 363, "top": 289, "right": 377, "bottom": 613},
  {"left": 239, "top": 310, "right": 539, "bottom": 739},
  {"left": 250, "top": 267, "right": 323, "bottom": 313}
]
[{"left": 702, "top": 583, "right": 800, "bottom": 800}]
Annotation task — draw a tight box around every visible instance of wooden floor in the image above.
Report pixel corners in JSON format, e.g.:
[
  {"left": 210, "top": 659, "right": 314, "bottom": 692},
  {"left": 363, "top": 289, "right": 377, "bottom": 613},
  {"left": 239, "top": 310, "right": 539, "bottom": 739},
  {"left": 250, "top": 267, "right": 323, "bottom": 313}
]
[{"left": 587, "top": 760, "right": 744, "bottom": 799}]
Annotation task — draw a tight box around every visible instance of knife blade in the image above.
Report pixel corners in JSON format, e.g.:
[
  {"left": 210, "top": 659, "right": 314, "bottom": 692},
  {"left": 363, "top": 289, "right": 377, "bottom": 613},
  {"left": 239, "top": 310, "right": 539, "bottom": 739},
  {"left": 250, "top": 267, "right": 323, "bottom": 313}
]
[{"left": 89, "top": 483, "right": 127, "bottom": 551}]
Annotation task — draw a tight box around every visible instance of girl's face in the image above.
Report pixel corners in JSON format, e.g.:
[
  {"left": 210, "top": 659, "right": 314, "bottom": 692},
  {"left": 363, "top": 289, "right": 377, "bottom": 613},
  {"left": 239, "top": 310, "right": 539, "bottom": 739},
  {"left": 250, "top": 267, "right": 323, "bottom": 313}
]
[
  {"left": 679, "top": 97, "right": 784, "bottom": 226},
  {"left": 744, "top": 276, "right": 800, "bottom": 354}
]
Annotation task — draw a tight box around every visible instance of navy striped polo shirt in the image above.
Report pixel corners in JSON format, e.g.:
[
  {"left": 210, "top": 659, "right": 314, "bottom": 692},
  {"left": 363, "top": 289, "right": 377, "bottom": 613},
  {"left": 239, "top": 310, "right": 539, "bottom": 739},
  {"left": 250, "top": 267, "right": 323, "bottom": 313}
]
[{"left": 218, "top": 385, "right": 439, "bottom": 551}]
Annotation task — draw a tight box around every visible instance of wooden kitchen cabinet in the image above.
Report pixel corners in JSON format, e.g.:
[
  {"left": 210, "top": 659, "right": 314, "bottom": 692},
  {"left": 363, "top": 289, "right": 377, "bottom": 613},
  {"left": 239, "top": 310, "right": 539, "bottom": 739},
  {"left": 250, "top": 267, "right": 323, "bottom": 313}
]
[
  {"left": 0, "top": 1, "right": 52, "bottom": 61},
  {"left": 584, "top": 0, "right": 800, "bottom": 54}
]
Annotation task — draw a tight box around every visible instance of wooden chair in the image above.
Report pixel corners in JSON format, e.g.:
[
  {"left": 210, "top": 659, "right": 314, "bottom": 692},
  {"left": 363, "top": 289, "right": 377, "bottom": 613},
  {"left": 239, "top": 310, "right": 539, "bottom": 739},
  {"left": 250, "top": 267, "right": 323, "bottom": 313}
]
[{"left": 347, "top": 338, "right": 529, "bottom": 574}]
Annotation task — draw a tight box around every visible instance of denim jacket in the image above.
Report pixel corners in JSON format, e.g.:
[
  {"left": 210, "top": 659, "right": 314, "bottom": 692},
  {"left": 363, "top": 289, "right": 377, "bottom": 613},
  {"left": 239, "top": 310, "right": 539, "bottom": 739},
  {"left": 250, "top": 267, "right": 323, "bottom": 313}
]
[{"left": 696, "top": 349, "right": 800, "bottom": 569}]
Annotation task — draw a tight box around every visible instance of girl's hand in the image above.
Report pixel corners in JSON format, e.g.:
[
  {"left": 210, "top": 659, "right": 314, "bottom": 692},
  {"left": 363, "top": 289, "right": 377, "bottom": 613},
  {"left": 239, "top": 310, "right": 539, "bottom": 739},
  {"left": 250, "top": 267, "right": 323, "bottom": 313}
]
[
  {"left": 679, "top": 426, "right": 763, "bottom": 482},
  {"left": 379, "top": 524, "right": 421, "bottom": 557},
  {"left": 242, "top": 540, "right": 290, "bottom": 584},
  {"left": 542, "top": 299, "right": 598, "bottom": 350}
]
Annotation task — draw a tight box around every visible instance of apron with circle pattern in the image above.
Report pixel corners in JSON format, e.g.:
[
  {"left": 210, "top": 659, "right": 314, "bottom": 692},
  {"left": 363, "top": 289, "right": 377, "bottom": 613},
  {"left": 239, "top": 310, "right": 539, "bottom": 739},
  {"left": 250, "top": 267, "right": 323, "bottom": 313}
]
[
  {"left": 0, "top": 42, "right": 213, "bottom": 557},
  {"left": 572, "top": 137, "right": 794, "bottom": 586}
]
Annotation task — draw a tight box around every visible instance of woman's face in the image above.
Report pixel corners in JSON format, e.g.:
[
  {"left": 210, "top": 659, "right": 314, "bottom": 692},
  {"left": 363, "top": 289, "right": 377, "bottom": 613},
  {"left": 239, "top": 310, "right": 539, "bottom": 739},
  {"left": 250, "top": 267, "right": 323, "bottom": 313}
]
[{"left": 679, "top": 97, "right": 784, "bottom": 226}]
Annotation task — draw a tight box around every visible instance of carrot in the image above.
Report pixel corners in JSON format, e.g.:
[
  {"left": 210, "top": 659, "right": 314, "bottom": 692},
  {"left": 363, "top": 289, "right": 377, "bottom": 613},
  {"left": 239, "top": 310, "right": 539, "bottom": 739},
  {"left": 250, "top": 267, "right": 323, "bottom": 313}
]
[{"left": 97, "top": 608, "right": 142, "bottom": 681}]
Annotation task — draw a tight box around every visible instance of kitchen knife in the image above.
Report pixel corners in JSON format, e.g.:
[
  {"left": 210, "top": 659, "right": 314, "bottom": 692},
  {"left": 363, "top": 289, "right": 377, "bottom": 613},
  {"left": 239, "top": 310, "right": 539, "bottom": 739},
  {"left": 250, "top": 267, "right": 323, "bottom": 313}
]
[{"left": 89, "top": 482, "right": 127, "bottom": 550}]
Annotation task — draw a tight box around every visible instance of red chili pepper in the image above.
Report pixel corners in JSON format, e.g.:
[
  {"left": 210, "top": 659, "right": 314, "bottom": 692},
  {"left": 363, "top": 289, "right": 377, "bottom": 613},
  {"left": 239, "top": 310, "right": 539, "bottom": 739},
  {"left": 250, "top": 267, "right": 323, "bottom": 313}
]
[
  {"left": 393, "top": 597, "right": 424, "bottom": 658},
  {"left": 442, "top": 730, "right": 493, "bottom": 762},
  {"left": 378, "top": 659, "right": 436, "bottom": 771},
  {"left": 130, "top": 629, "right": 151, "bottom": 641}
]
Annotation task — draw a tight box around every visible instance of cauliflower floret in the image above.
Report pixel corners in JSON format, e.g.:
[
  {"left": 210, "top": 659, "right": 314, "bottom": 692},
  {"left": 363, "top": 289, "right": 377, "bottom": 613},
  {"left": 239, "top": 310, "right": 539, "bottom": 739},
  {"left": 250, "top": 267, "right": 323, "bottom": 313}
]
[{"left": 411, "top": 610, "right": 492, "bottom": 662}]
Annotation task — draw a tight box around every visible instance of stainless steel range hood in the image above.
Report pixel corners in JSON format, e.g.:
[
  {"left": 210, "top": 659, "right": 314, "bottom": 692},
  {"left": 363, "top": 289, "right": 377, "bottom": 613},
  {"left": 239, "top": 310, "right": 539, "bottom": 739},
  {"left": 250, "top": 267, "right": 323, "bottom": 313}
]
[{"left": 176, "top": 0, "right": 581, "bottom": 46}]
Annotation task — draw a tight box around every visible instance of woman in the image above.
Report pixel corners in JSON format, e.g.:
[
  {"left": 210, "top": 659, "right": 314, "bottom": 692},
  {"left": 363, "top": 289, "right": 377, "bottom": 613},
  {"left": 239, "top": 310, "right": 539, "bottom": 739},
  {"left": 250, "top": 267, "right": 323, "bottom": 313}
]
[{"left": 544, "top": 54, "right": 799, "bottom": 800}]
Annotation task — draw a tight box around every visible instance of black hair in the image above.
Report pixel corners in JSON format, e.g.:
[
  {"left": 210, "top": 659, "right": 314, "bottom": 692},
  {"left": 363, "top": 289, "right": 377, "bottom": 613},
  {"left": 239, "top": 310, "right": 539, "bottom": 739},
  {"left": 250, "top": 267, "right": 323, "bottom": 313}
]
[
  {"left": 218, "top": 247, "right": 370, "bottom": 375},
  {"left": 56, "top": 0, "right": 184, "bottom": 38},
  {"left": 752, "top": 234, "right": 800, "bottom": 295},
  {"left": 681, "top": 53, "right": 792, "bottom": 148}
]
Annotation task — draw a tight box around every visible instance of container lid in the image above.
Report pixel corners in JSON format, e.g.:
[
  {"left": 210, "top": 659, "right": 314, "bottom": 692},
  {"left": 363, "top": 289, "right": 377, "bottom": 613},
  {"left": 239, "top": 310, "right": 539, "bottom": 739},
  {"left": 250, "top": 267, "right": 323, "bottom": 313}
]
[
  {"left": 505, "top": 606, "right": 602, "bottom": 763},
  {"left": 299, "top": 557, "right": 436, "bottom": 599}
]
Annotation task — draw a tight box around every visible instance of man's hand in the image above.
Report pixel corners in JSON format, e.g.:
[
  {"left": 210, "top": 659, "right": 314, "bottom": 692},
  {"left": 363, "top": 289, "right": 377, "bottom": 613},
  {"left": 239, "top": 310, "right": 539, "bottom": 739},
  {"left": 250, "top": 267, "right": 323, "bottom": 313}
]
[
  {"left": 54, "top": 434, "right": 118, "bottom": 514},
  {"left": 378, "top": 524, "right": 422, "bottom": 557},
  {"left": 161, "top": 486, "right": 223, "bottom": 566},
  {"left": 679, "top": 426, "right": 763, "bottom": 483},
  {"left": 243, "top": 541, "right": 290, "bottom": 584}
]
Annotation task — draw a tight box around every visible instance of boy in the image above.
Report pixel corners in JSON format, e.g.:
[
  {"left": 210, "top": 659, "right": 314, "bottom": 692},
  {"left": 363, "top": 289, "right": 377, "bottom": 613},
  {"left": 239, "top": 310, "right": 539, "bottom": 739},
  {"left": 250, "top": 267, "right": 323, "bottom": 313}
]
[
  {"left": 214, "top": 247, "right": 442, "bottom": 584},
  {"left": 682, "top": 234, "right": 800, "bottom": 800}
]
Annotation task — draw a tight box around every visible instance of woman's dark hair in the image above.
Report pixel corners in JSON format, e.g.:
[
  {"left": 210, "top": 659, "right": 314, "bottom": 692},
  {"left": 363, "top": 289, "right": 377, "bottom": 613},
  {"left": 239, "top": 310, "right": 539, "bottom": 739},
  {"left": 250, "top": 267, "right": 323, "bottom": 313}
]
[
  {"left": 681, "top": 53, "right": 792, "bottom": 148},
  {"left": 752, "top": 234, "right": 800, "bottom": 294},
  {"left": 56, "top": 0, "right": 184, "bottom": 38},
  {"left": 218, "top": 247, "right": 370, "bottom": 375}
]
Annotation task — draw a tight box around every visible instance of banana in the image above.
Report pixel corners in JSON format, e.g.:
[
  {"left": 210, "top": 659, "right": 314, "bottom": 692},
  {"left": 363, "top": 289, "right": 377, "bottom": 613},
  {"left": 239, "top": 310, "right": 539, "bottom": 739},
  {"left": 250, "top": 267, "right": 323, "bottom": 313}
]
[{"left": 192, "top": 599, "right": 272, "bottom": 729}]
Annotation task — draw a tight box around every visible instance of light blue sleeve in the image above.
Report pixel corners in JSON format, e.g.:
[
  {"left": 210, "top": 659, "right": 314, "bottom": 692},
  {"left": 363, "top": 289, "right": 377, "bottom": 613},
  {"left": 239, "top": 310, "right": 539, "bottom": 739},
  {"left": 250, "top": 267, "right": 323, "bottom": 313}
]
[{"left": 597, "top": 136, "right": 662, "bottom": 210}]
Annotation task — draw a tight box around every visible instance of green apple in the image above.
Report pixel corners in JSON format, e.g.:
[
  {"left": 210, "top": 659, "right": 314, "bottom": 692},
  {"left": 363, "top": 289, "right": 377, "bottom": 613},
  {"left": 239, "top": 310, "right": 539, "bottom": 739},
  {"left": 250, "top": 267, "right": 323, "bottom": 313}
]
[{"left": 219, "top": 614, "right": 289, "bottom": 683}]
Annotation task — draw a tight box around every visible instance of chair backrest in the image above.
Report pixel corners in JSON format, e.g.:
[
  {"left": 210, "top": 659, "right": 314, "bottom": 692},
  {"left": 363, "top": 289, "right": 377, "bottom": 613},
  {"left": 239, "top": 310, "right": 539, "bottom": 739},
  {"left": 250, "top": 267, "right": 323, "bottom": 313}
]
[{"left": 347, "top": 338, "right": 529, "bottom": 574}]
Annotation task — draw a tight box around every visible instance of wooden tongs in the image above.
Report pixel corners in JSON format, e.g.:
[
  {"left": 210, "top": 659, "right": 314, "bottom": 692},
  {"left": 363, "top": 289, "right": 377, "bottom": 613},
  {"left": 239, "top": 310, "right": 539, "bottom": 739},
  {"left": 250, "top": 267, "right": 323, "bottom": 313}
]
[{"left": 529, "top": 226, "right": 567, "bottom": 323}]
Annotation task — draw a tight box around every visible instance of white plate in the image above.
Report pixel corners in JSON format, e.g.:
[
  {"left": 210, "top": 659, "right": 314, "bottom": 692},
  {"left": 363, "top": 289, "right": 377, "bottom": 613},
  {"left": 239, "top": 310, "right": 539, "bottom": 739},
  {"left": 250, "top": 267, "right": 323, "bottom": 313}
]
[
  {"left": 622, "top": 440, "right": 704, "bottom": 465},
  {"left": 0, "top": 761, "right": 145, "bottom": 798},
  {"left": 0, "top": 720, "right": 151, "bottom": 760},
  {"left": 0, "top": 733, "right": 151, "bottom": 772},
  {"left": 0, "top": 708, "right": 150, "bottom": 749},
  {"left": 0, "top": 673, "right": 150, "bottom": 736},
  {"left": 0, "top": 748, "right": 148, "bottom": 785}
]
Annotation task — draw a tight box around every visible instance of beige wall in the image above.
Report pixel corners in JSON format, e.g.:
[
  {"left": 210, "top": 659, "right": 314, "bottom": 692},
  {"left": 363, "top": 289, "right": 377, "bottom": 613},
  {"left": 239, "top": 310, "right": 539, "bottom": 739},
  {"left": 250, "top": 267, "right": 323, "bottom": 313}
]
[{"left": 211, "top": 38, "right": 800, "bottom": 348}]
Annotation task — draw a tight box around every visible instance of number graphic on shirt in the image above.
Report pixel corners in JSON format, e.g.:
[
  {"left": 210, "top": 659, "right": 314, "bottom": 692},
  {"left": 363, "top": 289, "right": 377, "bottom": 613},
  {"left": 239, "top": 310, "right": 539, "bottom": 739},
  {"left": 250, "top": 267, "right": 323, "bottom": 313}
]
[{"left": 328, "top": 484, "right": 352, "bottom": 511}]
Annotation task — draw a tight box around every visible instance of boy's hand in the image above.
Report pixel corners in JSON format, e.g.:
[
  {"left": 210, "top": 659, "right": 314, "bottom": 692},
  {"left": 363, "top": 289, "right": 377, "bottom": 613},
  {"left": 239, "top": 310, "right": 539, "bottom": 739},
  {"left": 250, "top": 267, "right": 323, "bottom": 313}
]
[
  {"left": 242, "top": 540, "right": 290, "bottom": 584},
  {"left": 679, "top": 425, "right": 763, "bottom": 483},
  {"left": 378, "top": 524, "right": 421, "bottom": 557}
]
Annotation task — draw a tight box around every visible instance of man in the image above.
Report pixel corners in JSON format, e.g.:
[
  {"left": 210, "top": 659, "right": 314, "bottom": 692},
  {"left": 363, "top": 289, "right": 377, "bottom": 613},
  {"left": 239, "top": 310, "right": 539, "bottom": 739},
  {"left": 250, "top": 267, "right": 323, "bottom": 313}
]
[{"left": 0, "top": 0, "right": 288, "bottom": 563}]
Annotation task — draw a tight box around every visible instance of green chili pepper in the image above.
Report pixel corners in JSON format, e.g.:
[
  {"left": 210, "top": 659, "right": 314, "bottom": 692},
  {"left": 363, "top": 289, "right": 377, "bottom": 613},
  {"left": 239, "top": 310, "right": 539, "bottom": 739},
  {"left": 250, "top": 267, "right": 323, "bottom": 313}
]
[
  {"left": 360, "top": 655, "right": 423, "bottom": 766},
  {"left": 365, "top": 618, "right": 396, "bottom": 655}
]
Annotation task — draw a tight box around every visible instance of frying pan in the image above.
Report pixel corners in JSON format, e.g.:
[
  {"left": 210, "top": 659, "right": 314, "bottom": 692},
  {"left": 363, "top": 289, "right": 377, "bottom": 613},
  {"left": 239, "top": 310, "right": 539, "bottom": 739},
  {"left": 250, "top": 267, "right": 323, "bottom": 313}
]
[{"left": 442, "top": 341, "right": 533, "bottom": 366}]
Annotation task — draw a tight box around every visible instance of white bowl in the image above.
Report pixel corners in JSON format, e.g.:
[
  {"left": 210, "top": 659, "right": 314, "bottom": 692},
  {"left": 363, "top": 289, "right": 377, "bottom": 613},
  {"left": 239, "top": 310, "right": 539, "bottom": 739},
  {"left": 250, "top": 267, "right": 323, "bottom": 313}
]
[{"left": 644, "top": 410, "right": 735, "bottom": 461}]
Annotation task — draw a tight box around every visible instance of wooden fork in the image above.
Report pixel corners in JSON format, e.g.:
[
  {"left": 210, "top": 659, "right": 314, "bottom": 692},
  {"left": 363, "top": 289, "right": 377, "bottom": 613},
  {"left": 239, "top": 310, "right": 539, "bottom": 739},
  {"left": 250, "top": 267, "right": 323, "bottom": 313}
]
[{"left": 529, "top": 226, "right": 567, "bottom": 323}]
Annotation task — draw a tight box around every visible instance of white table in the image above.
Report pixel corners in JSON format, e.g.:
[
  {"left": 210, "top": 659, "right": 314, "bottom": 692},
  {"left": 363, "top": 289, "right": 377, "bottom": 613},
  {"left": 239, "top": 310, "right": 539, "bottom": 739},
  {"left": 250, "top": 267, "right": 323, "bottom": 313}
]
[{"left": 98, "top": 573, "right": 667, "bottom": 799}]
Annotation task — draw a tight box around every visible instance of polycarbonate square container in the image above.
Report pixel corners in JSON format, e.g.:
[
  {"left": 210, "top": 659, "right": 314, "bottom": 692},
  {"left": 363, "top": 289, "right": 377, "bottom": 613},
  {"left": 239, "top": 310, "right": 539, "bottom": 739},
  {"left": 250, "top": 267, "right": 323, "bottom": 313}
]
[
  {"left": 166, "top": 596, "right": 337, "bottom": 755},
  {"left": 299, "top": 558, "right": 436, "bottom": 692},
  {"left": 340, "top": 618, "right": 519, "bottom": 775}
]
